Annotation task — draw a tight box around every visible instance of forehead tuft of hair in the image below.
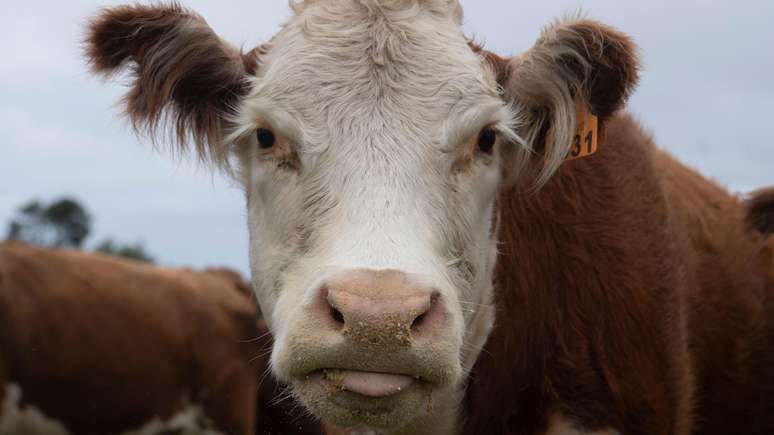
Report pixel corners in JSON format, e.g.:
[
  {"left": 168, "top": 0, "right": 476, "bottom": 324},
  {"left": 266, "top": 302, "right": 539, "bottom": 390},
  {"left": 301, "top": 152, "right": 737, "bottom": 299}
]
[
  {"left": 290, "top": 0, "right": 463, "bottom": 24},
  {"left": 85, "top": 2, "right": 251, "bottom": 168}
]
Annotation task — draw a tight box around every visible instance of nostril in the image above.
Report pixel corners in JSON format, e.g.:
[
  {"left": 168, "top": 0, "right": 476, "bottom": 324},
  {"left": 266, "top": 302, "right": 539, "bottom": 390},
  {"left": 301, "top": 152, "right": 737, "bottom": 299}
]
[
  {"left": 318, "top": 286, "right": 346, "bottom": 328},
  {"left": 330, "top": 306, "right": 345, "bottom": 325},
  {"left": 410, "top": 293, "right": 439, "bottom": 332},
  {"left": 411, "top": 312, "right": 427, "bottom": 330}
]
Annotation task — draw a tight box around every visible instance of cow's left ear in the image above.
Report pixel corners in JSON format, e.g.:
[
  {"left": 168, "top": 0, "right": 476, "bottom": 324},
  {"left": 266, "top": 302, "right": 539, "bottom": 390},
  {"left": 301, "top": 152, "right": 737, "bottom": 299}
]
[
  {"left": 85, "top": 4, "right": 259, "bottom": 164},
  {"left": 484, "top": 18, "right": 640, "bottom": 184}
]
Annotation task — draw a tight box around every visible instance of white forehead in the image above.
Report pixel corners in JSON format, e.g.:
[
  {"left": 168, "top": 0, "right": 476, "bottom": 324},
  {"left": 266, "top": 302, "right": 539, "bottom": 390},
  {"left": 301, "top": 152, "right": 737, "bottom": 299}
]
[{"left": 241, "top": 0, "right": 505, "bottom": 152}]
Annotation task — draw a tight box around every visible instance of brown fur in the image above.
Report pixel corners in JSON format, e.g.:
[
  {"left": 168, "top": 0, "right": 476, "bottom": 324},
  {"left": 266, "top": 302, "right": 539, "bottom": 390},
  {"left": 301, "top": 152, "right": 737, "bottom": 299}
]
[
  {"left": 746, "top": 187, "right": 774, "bottom": 234},
  {"left": 205, "top": 267, "right": 254, "bottom": 297},
  {"left": 469, "top": 41, "right": 510, "bottom": 86},
  {"left": 0, "top": 242, "right": 318, "bottom": 435},
  {"left": 85, "top": 3, "right": 251, "bottom": 165},
  {"left": 468, "top": 20, "right": 774, "bottom": 435},
  {"left": 463, "top": 113, "right": 774, "bottom": 434}
]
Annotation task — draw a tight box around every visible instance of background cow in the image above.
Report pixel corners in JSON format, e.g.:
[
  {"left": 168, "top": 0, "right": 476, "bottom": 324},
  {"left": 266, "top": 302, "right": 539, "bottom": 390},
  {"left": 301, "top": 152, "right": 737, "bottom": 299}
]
[
  {"left": 747, "top": 187, "right": 774, "bottom": 234},
  {"left": 0, "top": 242, "right": 320, "bottom": 435},
  {"left": 84, "top": 1, "right": 774, "bottom": 434}
]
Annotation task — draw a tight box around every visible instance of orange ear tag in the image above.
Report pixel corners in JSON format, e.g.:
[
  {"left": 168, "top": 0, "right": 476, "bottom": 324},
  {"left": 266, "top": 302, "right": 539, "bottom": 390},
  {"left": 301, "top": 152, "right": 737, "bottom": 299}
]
[{"left": 546, "top": 102, "right": 599, "bottom": 161}]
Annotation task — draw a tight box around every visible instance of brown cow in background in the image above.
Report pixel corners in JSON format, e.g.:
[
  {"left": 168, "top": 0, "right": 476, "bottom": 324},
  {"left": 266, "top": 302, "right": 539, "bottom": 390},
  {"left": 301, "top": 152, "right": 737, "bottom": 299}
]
[
  {"left": 0, "top": 242, "right": 321, "bottom": 435},
  {"left": 747, "top": 187, "right": 774, "bottom": 235}
]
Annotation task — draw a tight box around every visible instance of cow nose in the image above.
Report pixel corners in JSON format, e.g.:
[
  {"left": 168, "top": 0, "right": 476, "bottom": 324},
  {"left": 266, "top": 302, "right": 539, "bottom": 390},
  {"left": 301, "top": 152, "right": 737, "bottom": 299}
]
[{"left": 312, "top": 269, "right": 444, "bottom": 343}]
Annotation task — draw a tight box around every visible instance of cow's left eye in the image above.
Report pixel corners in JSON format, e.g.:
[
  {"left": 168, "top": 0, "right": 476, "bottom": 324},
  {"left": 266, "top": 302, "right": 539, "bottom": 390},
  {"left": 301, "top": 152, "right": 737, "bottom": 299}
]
[
  {"left": 256, "top": 128, "right": 276, "bottom": 149},
  {"left": 477, "top": 128, "right": 497, "bottom": 154}
]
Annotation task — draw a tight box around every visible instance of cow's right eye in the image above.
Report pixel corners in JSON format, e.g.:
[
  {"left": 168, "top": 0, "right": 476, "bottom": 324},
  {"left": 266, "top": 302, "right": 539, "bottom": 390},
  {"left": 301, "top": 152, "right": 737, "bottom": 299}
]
[
  {"left": 477, "top": 128, "right": 497, "bottom": 154},
  {"left": 256, "top": 128, "right": 276, "bottom": 149}
]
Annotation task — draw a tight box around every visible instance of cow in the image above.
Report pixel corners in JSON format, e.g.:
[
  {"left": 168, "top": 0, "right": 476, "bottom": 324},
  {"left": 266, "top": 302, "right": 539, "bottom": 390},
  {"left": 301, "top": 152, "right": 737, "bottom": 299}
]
[
  {"left": 84, "top": 2, "right": 774, "bottom": 434},
  {"left": 0, "top": 242, "right": 320, "bottom": 435}
]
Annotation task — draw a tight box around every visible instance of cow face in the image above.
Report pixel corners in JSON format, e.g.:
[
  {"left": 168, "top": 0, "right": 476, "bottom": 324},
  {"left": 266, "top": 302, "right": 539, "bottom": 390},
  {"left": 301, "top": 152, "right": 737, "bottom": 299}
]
[{"left": 87, "top": 1, "right": 637, "bottom": 432}]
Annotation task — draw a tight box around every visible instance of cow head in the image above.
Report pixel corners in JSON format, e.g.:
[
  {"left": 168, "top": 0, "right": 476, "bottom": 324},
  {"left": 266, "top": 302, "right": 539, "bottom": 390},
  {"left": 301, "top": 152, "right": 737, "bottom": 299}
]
[{"left": 87, "top": 1, "right": 638, "bottom": 432}]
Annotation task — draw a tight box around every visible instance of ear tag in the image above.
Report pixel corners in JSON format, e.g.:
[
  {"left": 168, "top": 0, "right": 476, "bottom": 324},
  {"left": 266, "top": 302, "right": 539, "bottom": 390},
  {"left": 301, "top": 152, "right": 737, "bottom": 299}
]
[{"left": 546, "top": 102, "right": 599, "bottom": 161}]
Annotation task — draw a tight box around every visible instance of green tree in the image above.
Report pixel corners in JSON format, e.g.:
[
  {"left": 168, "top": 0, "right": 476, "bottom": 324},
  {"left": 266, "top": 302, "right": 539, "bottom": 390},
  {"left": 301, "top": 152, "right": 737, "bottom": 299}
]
[
  {"left": 6, "top": 198, "right": 91, "bottom": 248},
  {"left": 95, "top": 239, "right": 155, "bottom": 263},
  {"left": 6, "top": 196, "right": 156, "bottom": 263}
]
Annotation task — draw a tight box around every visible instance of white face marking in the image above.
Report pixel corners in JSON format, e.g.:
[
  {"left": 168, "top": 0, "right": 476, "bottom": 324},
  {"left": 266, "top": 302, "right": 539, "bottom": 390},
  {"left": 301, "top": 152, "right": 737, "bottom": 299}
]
[{"left": 227, "top": 1, "right": 525, "bottom": 431}]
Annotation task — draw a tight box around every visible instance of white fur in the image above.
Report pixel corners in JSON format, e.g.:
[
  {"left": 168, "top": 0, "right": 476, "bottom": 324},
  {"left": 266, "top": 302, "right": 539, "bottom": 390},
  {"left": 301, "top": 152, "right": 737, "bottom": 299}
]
[
  {"left": 545, "top": 414, "right": 621, "bottom": 435},
  {"left": 0, "top": 384, "right": 69, "bottom": 435},
  {"left": 0, "top": 384, "right": 226, "bottom": 435},
  {"left": 118, "top": 406, "right": 227, "bottom": 435}
]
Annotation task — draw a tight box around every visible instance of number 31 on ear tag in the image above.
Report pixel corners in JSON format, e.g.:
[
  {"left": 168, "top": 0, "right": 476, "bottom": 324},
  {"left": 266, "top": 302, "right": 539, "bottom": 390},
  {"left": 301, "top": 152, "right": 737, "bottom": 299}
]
[
  {"left": 567, "top": 102, "right": 598, "bottom": 161},
  {"left": 546, "top": 102, "right": 599, "bottom": 162}
]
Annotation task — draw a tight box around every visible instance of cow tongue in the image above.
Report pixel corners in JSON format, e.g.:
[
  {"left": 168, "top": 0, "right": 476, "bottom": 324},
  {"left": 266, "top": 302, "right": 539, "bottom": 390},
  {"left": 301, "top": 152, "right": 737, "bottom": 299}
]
[{"left": 327, "top": 370, "right": 414, "bottom": 397}]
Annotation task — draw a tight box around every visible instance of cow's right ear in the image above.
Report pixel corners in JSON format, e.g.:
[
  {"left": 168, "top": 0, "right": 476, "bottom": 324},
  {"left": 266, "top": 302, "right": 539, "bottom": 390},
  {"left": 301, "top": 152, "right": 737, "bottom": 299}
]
[{"left": 86, "top": 4, "right": 258, "bottom": 163}]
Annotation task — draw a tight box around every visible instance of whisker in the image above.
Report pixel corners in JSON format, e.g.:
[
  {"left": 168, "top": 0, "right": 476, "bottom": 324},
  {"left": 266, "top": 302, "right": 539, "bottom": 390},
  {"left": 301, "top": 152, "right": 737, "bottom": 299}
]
[
  {"left": 248, "top": 347, "right": 274, "bottom": 366},
  {"left": 269, "top": 385, "right": 298, "bottom": 406},
  {"left": 238, "top": 328, "right": 273, "bottom": 343}
]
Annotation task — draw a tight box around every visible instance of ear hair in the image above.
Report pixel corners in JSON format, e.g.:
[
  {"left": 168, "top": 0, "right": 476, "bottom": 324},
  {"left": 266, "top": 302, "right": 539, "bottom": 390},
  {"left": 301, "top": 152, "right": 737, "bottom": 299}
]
[
  {"left": 483, "top": 18, "right": 640, "bottom": 186},
  {"left": 85, "top": 3, "right": 253, "bottom": 166}
]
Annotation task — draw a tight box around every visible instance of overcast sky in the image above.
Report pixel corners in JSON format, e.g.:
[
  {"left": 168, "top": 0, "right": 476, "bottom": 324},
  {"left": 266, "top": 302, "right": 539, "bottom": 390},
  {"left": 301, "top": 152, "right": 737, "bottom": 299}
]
[{"left": 1, "top": 1, "right": 772, "bottom": 275}]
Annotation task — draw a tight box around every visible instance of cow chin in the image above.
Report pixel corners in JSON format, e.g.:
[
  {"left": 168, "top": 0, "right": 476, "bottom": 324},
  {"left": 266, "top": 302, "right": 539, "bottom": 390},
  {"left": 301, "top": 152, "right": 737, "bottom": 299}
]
[
  {"left": 276, "top": 330, "right": 463, "bottom": 431},
  {"left": 293, "top": 371, "right": 434, "bottom": 430}
]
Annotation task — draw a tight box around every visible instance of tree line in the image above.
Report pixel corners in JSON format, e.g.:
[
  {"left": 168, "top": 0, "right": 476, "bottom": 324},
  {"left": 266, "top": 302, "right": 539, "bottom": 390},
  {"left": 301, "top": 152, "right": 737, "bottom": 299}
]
[{"left": 5, "top": 197, "right": 155, "bottom": 263}]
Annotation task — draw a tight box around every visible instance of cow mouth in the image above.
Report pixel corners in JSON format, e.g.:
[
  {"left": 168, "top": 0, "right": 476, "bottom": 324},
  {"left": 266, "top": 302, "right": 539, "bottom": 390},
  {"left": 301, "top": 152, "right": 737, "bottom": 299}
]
[
  {"left": 312, "top": 368, "right": 419, "bottom": 397},
  {"left": 293, "top": 367, "right": 435, "bottom": 430}
]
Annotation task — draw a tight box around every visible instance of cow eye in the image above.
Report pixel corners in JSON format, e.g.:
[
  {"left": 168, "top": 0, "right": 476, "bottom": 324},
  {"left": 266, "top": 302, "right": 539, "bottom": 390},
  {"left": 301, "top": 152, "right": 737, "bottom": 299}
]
[
  {"left": 256, "top": 128, "right": 276, "bottom": 149},
  {"left": 477, "top": 128, "right": 497, "bottom": 154}
]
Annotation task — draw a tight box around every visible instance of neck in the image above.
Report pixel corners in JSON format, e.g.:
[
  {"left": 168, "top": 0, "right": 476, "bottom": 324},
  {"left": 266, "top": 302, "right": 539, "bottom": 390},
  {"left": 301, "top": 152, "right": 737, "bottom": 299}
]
[{"left": 462, "top": 113, "right": 691, "bottom": 434}]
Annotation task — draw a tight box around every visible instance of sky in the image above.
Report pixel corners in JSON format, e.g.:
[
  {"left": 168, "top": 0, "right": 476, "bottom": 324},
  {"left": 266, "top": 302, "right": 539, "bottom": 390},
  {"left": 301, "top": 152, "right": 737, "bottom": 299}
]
[{"left": 1, "top": 1, "right": 772, "bottom": 276}]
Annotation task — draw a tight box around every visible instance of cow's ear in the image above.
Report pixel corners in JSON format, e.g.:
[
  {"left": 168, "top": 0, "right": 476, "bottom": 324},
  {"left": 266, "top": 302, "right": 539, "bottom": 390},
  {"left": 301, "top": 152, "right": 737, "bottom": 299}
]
[
  {"left": 486, "top": 18, "right": 640, "bottom": 185},
  {"left": 86, "top": 4, "right": 256, "bottom": 164}
]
